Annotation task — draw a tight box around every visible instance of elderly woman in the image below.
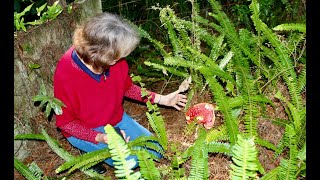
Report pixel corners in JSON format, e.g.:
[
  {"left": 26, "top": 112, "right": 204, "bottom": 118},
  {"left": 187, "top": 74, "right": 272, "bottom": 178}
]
[{"left": 53, "top": 12, "right": 188, "bottom": 173}]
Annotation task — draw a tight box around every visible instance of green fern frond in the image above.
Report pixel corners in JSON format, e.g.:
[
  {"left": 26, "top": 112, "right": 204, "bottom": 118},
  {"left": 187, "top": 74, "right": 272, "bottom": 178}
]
[
  {"left": 129, "top": 135, "right": 165, "bottom": 156},
  {"left": 130, "top": 140, "right": 165, "bottom": 160},
  {"left": 260, "top": 166, "right": 280, "bottom": 180},
  {"left": 198, "top": 65, "right": 236, "bottom": 85},
  {"left": 200, "top": 72, "right": 239, "bottom": 145},
  {"left": 286, "top": 32, "right": 306, "bottom": 57},
  {"left": 40, "top": 129, "right": 106, "bottom": 179},
  {"left": 180, "top": 146, "right": 194, "bottom": 165},
  {"left": 145, "top": 102, "right": 168, "bottom": 150},
  {"left": 234, "top": 65, "right": 260, "bottom": 138},
  {"left": 14, "top": 133, "right": 60, "bottom": 144},
  {"left": 207, "top": 141, "right": 232, "bottom": 156},
  {"left": 135, "top": 25, "right": 169, "bottom": 58},
  {"left": 273, "top": 23, "right": 306, "bottom": 33},
  {"left": 275, "top": 91, "right": 303, "bottom": 129},
  {"left": 159, "top": 7, "right": 183, "bottom": 57},
  {"left": 137, "top": 150, "right": 161, "bottom": 180},
  {"left": 28, "top": 162, "right": 45, "bottom": 179},
  {"left": 227, "top": 97, "right": 245, "bottom": 108},
  {"left": 255, "top": 137, "right": 278, "bottom": 152},
  {"left": 219, "top": 51, "right": 234, "bottom": 70},
  {"left": 250, "top": 0, "right": 302, "bottom": 109},
  {"left": 163, "top": 56, "right": 200, "bottom": 69},
  {"left": 229, "top": 135, "right": 259, "bottom": 180},
  {"left": 207, "top": 0, "right": 262, "bottom": 70},
  {"left": 144, "top": 61, "right": 188, "bottom": 78},
  {"left": 276, "top": 124, "right": 298, "bottom": 179},
  {"left": 297, "top": 67, "right": 306, "bottom": 93},
  {"left": 56, "top": 148, "right": 110, "bottom": 174},
  {"left": 206, "top": 124, "right": 229, "bottom": 143},
  {"left": 278, "top": 158, "right": 297, "bottom": 180},
  {"left": 269, "top": 118, "right": 290, "bottom": 127},
  {"left": 67, "top": 150, "right": 110, "bottom": 174},
  {"left": 14, "top": 157, "right": 40, "bottom": 180},
  {"left": 104, "top": 124, "right": 141, "bottom": 180},
  {"left": 188, "top": 128, "right": 209, "bottom": 180},
  {"left": 210, "top": 35, "right": 226, "bottom": 61},
  {"left": 41, "top": 129, "right": 74, "bottom": 161}
]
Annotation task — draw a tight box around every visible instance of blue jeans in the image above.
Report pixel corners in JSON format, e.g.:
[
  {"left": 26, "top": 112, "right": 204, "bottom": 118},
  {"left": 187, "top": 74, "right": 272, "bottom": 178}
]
[{"left": 67, "top": 112, "right": 162, "bottom": 169}]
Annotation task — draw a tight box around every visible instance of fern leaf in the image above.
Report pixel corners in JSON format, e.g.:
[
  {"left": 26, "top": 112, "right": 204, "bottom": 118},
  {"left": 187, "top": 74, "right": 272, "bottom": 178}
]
[
  {"left": 188, "top": 128, "right": 209, "bottom": 180},
  {"left": 145, "top": 102, "right": 168, "bottom": 150},
  {"left": 255, "top": 137, "right": 278, "bottom": 152},
  {"left": 40, "top": 129, "right": 106, "bottom": 179},
  {"left": 296, "top": 67, "right": 306, "bottom": 93},
  {"left": 28, "top": 162, "right": 45, "bottom": 179},
  {"left": 260, "top": 166, "right": 280, "bottom": 180},
  {"left": 273, "top": 23, "right": 306, "bottom": 33},
  {"left": 14, "top": 157, "right": 39, "bottom": 180},
  {"left": 250, "top": 0, "right": 302, "bottom": 109},
  {"left": 229, "top": 135, "right": 259, "bottom": 180},
  {"left": 207, "top": 141, "right": 232, "bottom": 156},
  {"left": 219, "top": 51, "right": 234, "bottom": 70},
  {"left": 137, "top": 150, "right": 161, "bottom": 180},
  {"left": 128, "top": 136, "right": 165, "bottom": 157},
  {"left": 206, "top": 124, "right": 229, "bottom": 143},
  {"left": 144, "top": 61, "right": 188, "bottom": 78},
  {"left": 104, "top": 124, "right": 141, "bottom": 180},
  {"left": 200, "top": 72, "right": 239, "bottom": 145}
]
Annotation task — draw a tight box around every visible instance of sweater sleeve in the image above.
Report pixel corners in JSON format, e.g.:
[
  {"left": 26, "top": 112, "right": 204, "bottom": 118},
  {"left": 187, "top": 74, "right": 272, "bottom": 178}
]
[
  {"left": 124, "top": 74, "right": 157, "bottom": 103},
  {"left": 59, "top": 121, "right": 100, "bottom": 144}
]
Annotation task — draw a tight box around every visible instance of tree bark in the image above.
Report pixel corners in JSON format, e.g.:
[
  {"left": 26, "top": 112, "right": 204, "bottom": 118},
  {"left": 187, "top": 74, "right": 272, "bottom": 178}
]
[
  {"left": 47, "top": 0, "right": 67, "bottom": 7},
  {"left": 14, "top": 0, "right": 102, "bottom": 161}
]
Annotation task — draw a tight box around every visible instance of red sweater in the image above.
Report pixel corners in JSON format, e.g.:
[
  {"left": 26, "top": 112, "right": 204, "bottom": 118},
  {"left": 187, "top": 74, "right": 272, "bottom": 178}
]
[{"left": 53, "top": 47, "right": 155, "bottom": 144}]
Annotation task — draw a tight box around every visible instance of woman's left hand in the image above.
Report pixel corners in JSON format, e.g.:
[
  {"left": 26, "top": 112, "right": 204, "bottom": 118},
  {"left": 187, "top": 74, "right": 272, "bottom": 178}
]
[{"left": 157, "top": 90, "right": 188, "bottom": 111}]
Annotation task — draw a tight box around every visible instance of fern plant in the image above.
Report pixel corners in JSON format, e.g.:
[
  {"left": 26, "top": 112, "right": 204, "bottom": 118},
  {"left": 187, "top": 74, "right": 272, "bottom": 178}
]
[
  {"left": 229, "top": 134, "right": 259, "bottom": 179},
  {"left": 134, "top": 0, "right": 306, "bottom": 179},
  {"left": 14, "top": 129, "right": 108, "bottom": 179},
  {"left": 32, "top": 81, "right": 65, "bottom": 118},
  {"left": 104, "top": 124, "right": 142, "bottom": 179},
  {"left": 14, "top": 158, "right": 50, "bottom": 180}
]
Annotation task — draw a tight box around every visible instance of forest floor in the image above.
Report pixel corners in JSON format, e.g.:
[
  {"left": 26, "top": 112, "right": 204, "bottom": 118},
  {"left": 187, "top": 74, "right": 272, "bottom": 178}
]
[{"left": 14, "top": 72, "right": 298, "bottom": 180}]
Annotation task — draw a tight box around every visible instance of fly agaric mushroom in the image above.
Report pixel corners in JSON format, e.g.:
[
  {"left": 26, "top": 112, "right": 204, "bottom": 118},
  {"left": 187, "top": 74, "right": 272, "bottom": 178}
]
[{"left": 185, "top": 103, "right": 215, "bottom": 129}]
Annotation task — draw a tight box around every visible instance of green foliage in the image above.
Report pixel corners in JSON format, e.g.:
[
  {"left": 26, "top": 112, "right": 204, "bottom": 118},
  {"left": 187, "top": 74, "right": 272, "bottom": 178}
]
[
  {"left": 131, "top": 74, "right": 168, "bottom": 150},
  {"left": 218, "top": 0, "right": 305, "bottom": 30},
  {"left": 14, "top": 3, "right": 34, "bottom": 31},
  {"left": 135, "top": 0, "right": 306, "bottom": 179},
  {"left": 26, "top": 1, "right": 63, "bottom": 26},
  {"left": 136, "top": 151, "right": 161, "bottom": 180},
  {"left": 28, "top": 63, "right": 41, "bottom": 70},
  {"left": 15, "top": 0, "right": 306, "bottom": 179},
  {"left": 14, "top": 0, "right": 64, "bottom": 32},
  {"left": 14, "top": 130, "right": 107, "bottom": 179},
  {"left": 32, "top": 82, "right": 66, "bottom": 118},
  {"left": 104, "top": 124, "right": 141, "bottom": 179},
  {"left": 273, "top": 23, "right": 306, "bottom": 33},
  {"left": 188, "top": 128, "right": 209, "bottom": 179},
  {"left": 14, "top": 157, "right": 48, "bottom": 180},
  {"left": 229, "top": 134, "right": 259, "bottom": 180}
]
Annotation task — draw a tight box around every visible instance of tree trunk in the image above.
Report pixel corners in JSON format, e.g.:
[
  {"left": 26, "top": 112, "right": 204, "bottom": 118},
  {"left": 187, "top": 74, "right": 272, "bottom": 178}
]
[
  {"left": 47, "top": 0, "right": 67, "bottom": 7},
  {"left": 14, "top": 0, "right": 102, "bottom": 161}
]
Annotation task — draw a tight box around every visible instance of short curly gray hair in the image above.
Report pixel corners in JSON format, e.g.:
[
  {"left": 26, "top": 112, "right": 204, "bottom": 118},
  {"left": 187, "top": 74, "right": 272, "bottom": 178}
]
[{"left": 73, "top": 12, "right": 140, "bottom": 72}]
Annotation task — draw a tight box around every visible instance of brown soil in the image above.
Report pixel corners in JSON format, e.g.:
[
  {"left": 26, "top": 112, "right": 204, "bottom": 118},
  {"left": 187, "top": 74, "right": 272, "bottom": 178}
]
[{"left": 14, "top": 79, "right": 298, "bottom": 180}]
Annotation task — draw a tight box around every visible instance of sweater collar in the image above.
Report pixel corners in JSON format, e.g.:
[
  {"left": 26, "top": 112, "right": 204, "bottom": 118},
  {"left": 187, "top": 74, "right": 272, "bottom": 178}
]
[{"left": 71, "top": 50, "right": 109, "bottom": 82}]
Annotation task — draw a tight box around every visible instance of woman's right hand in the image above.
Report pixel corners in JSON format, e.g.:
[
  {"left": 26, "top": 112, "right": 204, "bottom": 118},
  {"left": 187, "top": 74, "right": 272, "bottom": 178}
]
[
  {"left": 95, "top": 130, "right": 130, "bottom": 144},
  {"left": 95, "top": 133, "right": 108, "bottom": 144}
]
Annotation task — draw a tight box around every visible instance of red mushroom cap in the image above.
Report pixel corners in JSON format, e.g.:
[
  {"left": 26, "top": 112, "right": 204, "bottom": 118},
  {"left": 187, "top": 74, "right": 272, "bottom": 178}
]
[{"left": 185, "top": 103, "right": 215, "bottom": 129}]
